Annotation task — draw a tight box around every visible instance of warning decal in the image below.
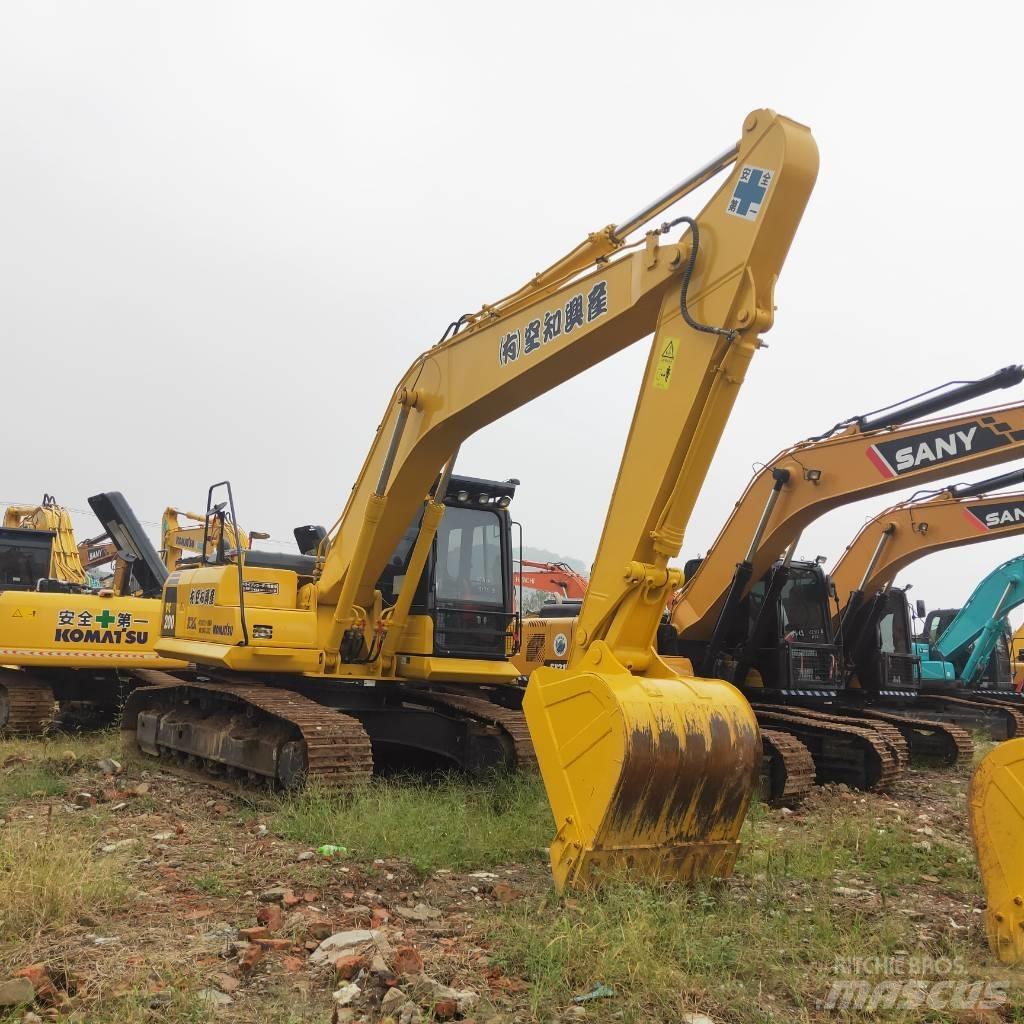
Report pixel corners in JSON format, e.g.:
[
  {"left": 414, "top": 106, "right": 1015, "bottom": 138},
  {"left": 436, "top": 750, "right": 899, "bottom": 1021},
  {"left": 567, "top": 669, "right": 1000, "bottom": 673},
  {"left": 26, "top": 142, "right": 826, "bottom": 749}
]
[{"left": 653, "top": 338, "right": 677, "bottom": 390}]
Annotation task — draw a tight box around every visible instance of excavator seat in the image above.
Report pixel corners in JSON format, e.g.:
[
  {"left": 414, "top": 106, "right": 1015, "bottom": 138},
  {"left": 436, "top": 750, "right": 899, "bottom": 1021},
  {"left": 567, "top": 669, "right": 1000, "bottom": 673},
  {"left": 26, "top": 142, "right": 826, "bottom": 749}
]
[
  {"left": 970, "top": 739, "right": 1024, "bottom": 962},
  {"left": 230, "top": 549, "right": 318, "bottom": 576}
]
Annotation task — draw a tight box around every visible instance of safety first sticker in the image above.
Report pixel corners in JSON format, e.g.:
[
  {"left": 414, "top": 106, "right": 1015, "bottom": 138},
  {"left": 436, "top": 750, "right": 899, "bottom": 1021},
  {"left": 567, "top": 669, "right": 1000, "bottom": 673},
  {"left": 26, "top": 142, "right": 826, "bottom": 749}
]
[
  {"left": 653, "top": 338, "right": 677, "bottom": 390},
  {"left": 727, "top": 166, "right": 773, "bottom": 221}
]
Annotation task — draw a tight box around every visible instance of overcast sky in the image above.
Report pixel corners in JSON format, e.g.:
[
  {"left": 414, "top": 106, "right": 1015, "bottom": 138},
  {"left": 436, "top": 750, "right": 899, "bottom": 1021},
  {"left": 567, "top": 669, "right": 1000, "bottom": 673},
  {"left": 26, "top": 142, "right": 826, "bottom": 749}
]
[{"left": 3, "top": 1, "right": 1023, "bottom": 623}]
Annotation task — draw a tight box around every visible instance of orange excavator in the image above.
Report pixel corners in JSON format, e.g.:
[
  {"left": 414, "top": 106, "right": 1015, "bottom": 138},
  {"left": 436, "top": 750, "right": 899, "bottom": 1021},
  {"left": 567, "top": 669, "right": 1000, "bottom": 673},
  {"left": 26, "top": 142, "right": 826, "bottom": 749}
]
[
  {"left": 514, "top": 560, "right": 588, "bottom": 602},
  {"left": 660, "top": 370, "right": 1024, "bottom": 792}
]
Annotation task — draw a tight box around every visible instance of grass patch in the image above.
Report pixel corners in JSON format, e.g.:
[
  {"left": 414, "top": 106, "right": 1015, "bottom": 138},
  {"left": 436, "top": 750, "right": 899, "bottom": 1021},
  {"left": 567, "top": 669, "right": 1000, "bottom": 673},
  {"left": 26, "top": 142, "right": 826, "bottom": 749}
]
[
  {"left": 193, "top": 871, "right": 229, "bottom": 897},
  {"left": 269, "top": 771, "right": 552, "bottom": 872},
  {"left": 0, "top": 819, "right": 130, "bottom": 938},
  {"left": 0, "top": 765, "right": 67, "bottom": 815},
  {"left": 486, "top": 795, "right": 1009, "bottom": 1024},
  {"left": 0, "top": 727, "right": 121, "bottom": 765}
]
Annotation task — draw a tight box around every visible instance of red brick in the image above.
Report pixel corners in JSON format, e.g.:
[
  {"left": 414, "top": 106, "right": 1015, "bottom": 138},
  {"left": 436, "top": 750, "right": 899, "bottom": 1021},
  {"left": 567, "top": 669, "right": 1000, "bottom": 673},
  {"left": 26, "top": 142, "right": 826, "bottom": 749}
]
[
  {"left": 334, "top": 954, "right": 367, "bottom": 981},
  {"left": 257, "top": 904, "right": 284, "bottom": 931},
  {"left": 393, "top": 946, "right": 423, "bottom": 975},
  {"left": 433, "top": 998, "right": 458, "bottom": 1020},
  {"left": 239, "top": 945, "right": 265, "bottom": 973}
]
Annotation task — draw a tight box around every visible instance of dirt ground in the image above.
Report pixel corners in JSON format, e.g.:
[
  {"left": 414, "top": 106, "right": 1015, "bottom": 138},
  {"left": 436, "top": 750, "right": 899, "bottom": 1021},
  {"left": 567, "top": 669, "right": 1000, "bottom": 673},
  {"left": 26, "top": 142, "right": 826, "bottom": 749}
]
[{"left": 0, "top": 732, "right": 1019, "bottom": 1024}]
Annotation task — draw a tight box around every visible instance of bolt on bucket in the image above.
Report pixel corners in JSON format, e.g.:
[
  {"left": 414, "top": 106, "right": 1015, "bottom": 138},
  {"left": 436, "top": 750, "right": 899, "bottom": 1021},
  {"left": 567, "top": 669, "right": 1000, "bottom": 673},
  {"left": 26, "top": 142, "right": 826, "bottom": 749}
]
[{"left": 522, "top": 640, "right": 760, "bottom": 891}]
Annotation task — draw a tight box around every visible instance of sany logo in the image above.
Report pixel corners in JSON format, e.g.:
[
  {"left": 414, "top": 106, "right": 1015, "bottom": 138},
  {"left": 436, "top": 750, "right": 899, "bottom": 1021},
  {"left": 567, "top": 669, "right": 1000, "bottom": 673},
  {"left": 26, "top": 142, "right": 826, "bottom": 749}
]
[
  {"left": 867, "top": 421, "right": 1011, "bottom": 478},
  {"left": 964, "top": 500, "right": 1024, "bottom": 531}
]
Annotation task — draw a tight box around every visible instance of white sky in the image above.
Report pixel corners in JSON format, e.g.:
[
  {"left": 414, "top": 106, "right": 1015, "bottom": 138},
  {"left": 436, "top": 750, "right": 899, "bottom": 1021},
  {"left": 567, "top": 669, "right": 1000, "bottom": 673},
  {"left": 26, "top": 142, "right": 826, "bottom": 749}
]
[{"left": 3, "top": 1, "right": 1022, "bottom": 623}]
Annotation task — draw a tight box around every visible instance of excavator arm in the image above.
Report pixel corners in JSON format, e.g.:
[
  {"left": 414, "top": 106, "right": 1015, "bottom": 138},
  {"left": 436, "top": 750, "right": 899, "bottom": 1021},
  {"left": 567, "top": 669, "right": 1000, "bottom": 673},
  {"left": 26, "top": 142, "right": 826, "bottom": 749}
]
[
  {"left": 927, "top": 556, "right": 1024, "bottom": 684},
  {"left": 671, "top": 368, "right": 1024, "bottom": 645},
  {"left": 312, "top": 113, "right": 817, "bottom": 654},
  {"left": 830, "top": 467, "right": 1024, "bottom": 607},
  {"left": 160, "top": 507, "right": 257, "bottom": 571},
  {"left": 515, "top": 561, "right": 588, "bottom": 602},
  {"left": 4, "top": 496, "right": 87, "bottom": 587}
]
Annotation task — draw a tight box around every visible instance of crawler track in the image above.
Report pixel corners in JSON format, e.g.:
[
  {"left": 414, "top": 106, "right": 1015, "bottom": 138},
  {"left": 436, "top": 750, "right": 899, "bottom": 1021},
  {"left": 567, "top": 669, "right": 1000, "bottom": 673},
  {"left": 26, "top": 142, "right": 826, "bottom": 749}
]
[
  {"left": 760, "top": 729, "right": 815, "bottom": 805},
  {"left": 0, "top": 669, "right": 56, "bottom": 734},
  {"left": 854, "top": 707, "right": 973, "bottom": 766},
  {"left": 751, "top": 705, "right": 902, "bottom": 790},
  {"left": 123, "top": 679, "right": 374, "bottom": 788},
  {"left": 916, "top": 693, "right": 1024, "bottom": 741},
  {"left": 401, "top": 688, "right": 537, "bottom": 769}
]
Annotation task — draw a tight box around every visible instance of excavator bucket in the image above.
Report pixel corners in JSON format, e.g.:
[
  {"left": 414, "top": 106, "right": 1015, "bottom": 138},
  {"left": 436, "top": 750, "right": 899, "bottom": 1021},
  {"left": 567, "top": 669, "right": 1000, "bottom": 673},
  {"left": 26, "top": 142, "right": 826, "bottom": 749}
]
[
  {"left": 523, "top": 642, "right": 760, "bottom": 891},
  {"left": 969, "top": 739, "right": 1024, "bottom": 962}
]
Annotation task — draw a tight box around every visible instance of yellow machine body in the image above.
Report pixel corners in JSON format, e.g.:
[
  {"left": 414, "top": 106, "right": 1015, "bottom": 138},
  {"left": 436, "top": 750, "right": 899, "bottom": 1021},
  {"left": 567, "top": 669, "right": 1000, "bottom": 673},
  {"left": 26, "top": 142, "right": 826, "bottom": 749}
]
[
  {"left": 155, "top": 109, "right": 818, "bottom": 889},
  {"left": 0, "top": 590, "right": 184, "bottom": 670},
  {"left": 969, "top": 739, "right": 1024, "bottom": 962}
]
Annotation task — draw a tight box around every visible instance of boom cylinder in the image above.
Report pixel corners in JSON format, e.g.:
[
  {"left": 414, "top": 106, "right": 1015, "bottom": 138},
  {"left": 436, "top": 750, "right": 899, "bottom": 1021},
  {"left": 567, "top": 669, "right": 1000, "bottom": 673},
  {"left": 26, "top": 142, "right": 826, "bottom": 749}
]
[
  {"left": 951, "top": 466, "right": 1024, "bottom": 499},
  {"left": 858, "top": 365, "right": 1024, "bottom": 432}
]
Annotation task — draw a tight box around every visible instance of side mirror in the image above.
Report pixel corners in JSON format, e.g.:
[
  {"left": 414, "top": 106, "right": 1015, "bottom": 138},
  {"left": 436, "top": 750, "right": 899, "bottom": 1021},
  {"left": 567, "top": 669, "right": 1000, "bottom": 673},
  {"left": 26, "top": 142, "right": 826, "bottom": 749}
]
[{"left": 915, "top": 599, "right": 926, "bottom": 619}]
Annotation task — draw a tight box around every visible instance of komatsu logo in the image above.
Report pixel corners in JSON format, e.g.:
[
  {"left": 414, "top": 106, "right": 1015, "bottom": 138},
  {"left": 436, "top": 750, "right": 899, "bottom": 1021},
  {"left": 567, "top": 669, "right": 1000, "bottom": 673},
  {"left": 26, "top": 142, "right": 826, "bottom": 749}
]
[
  {"left": 867, "top": 421, "right": 1013, "bottom": 478},
  {"left": 965, "top": 501, "right": 1024, "bottom": 531},
  {"left": 53, "top": 628, "right": 149, "bottom": 644}
]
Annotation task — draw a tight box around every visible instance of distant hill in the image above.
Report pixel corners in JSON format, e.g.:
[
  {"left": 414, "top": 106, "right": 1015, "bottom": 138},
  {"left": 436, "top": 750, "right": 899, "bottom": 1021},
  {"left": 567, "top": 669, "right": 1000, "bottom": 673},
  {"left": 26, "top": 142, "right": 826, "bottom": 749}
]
[{"left": 521, "top": 546, "right": 588, "bottom": 575}]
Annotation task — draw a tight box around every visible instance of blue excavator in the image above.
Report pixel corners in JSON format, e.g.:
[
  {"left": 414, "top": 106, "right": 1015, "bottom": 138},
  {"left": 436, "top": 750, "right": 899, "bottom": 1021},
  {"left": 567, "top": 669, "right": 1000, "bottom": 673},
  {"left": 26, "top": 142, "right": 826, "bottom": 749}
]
[{"left": 915, "top": 555, "right": 1024, "bottom": 688}]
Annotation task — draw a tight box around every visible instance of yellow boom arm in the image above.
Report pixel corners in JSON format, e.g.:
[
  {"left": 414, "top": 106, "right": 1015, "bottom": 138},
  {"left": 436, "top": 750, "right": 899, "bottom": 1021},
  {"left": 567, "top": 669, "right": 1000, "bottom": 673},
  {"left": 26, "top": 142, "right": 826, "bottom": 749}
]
[
  {"left": 4, "top": 496, "right": 87, "bottom": 587},
  {"left": 160, "top": 507, "right": 254, "bottom": 571},
  {"left": 672, "top": 388, "right": 1024, "bottom": 641}
]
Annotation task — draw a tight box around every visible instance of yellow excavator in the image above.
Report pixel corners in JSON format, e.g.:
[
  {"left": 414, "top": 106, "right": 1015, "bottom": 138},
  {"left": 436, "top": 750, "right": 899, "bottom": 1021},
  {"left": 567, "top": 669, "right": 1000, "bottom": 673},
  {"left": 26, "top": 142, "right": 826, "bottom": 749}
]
[
  {"left": 122, "top": 108, "right": 819, "bottom": 890},
  {"left": 161, "top": 505, "right": 265, "bottom": 572},
  {"left": 0, "top": 493, "right": 190, "bottom": 732},
  {"left": 3, "top": 496, "right": 88, "bottom": 589},
  {"left": 0, "top": 496, "right": 271, "bottom": 733}
]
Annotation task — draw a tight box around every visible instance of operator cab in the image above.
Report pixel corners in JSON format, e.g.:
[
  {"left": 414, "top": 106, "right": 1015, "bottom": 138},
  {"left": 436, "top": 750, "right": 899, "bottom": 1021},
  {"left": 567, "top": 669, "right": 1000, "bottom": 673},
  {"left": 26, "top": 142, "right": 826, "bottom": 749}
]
[
  {"left": 842, "top": 587, "right": 919, "bottom": 695},
  {"left": 918, "top": 607, "right": 1014, "bottom": 688},
  {"left": 0, "top": 527, "right": 55, "bottom": 592},
  {"left": 376, "top": 475, "right": 519, "bottom": 661},
  {"left": 668, "top": 558, "right": 842, "bottom": 692},
  {"left": 741, "top": 560, "right": 841, "bottom": 692}
]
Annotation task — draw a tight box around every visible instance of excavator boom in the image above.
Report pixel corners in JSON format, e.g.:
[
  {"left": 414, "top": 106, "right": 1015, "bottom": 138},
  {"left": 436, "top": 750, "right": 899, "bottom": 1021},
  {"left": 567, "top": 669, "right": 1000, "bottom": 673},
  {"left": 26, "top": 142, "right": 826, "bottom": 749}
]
[
  {"left": 672, "top": 370, "right": 1024, "bottom": 642},
  {"left": 831, "top": 470, "right": 1024, "bottom": 604}
]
